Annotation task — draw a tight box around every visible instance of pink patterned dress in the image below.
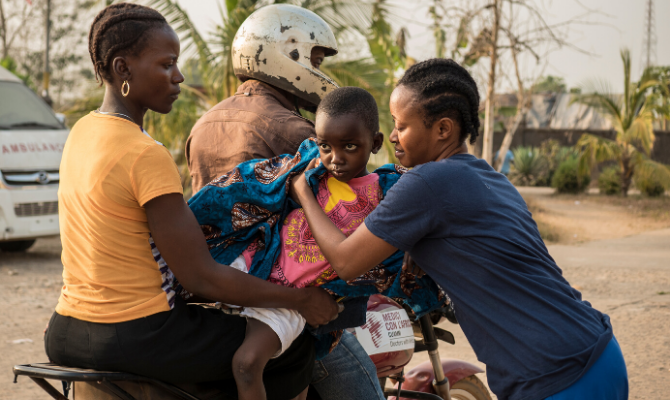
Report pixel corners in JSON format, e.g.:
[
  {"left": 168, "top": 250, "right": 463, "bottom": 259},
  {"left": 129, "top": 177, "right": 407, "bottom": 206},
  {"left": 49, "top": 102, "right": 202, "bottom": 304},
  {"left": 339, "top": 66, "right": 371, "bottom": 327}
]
[{"left": 242, "top": 173, "right": 382, "bottom": 288}]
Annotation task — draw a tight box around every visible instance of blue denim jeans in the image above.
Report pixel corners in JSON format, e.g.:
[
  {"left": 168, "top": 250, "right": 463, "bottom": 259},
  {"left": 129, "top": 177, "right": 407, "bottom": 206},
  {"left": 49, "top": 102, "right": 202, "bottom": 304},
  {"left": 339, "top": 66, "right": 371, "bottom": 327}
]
[{"left": 311, "top": 331, "right": 385, "bottom": 400}]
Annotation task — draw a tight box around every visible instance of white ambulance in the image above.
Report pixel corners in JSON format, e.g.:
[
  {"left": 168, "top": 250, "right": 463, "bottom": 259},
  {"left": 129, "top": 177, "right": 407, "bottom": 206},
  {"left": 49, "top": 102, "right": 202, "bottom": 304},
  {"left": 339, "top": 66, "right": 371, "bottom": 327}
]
[{"left": 0, "top": 66, "right": 68, "bottom": 252}]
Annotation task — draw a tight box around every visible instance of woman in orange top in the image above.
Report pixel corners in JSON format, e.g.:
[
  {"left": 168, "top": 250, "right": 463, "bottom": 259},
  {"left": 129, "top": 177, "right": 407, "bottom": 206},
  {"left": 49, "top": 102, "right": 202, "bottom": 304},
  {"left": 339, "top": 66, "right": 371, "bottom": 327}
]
[{"left": 45, "top": 4, "right": 338, "bottom": 399}]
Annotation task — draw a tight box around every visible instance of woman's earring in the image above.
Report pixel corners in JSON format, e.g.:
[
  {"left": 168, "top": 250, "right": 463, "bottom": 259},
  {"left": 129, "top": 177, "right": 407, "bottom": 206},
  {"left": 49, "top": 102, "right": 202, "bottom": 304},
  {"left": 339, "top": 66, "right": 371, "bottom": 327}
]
[{"left": 121, "top": 80, "right": 130, "bottom": 97}]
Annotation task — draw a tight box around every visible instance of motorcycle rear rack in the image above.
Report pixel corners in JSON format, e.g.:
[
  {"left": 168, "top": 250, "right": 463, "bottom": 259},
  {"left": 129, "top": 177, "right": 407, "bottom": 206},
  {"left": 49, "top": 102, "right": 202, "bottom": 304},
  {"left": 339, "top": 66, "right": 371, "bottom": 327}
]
[
  {"left": 15, "top": 363, "right": 444, "bottom": 400},
  {"left": 13, "top": 363, "right": 201, "bottom": 400}
]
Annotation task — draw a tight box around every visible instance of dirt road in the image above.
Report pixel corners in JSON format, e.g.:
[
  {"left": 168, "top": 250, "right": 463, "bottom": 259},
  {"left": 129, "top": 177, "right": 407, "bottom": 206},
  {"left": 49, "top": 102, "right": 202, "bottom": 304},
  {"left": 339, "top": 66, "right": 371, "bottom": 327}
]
[
  {"left": 2, "top": 190, "right": 669, "bottom": 399},
  {"left": 1, "top": 238, "right": 62, "bottom": 399},
  {"left": 406, "top": 189, "right": 670, "bottom": 399},
  {"left": 406, "top": 227, "right": 670, "bottom": 400}
]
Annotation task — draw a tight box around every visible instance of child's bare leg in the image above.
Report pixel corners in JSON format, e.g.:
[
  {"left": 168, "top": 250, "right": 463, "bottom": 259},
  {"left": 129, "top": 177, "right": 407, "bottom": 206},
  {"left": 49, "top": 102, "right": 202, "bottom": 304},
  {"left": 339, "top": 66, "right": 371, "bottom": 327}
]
[{"left": 233, "top": 318, "right": 282, "bottom": 400}]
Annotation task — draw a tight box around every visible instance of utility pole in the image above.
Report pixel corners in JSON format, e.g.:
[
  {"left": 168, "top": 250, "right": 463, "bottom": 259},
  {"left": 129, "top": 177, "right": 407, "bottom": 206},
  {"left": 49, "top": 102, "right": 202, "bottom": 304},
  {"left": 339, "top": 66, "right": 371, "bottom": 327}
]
[
  {"left": 482, "top": 0, "right": 501, "bottom": 165},
  {"left": 42, "top": 0, "right": 52, "bottom": 107},
  {"left": 642, "top": 0, "right": 656, "bottom": 71}
]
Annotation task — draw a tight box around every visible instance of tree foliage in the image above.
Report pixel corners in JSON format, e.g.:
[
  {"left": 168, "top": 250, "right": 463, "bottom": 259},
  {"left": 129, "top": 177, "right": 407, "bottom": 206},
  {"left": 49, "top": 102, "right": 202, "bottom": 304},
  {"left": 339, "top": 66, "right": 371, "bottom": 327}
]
[
  {"left": 140, "top": 0, "right": 408, "bottom": 179},
  {"left": 551, "top": 156, "right": 590, "bottom": 194},
  {"left": 465, "top": 0, "right": 599, "bottom": 167},
  {"left": 532, "top": 75, "right": 566, "bottom": 93},
  {"left": 573, "top": 49, "right": 670, "bottom": 196},
  {"left": 508, "top": 146, "right": 547, "bottom": 186},
  {"left": 0, "top": 0, "right": 95, "bottom": 108}
]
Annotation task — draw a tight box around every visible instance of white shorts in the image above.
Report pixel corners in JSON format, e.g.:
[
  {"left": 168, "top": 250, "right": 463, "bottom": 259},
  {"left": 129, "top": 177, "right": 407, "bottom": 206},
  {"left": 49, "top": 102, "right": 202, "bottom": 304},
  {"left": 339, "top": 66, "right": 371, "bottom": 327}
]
[{"left": 223, "top": 256, "right": 306, "bottom": 357}]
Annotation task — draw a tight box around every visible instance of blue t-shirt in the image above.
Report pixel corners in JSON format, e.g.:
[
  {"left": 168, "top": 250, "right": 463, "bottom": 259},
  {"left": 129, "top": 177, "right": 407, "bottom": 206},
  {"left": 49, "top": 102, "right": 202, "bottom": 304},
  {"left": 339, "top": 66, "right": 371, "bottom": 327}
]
[{"left": 365, "top": 154, "right": 612, "bottom": 400}]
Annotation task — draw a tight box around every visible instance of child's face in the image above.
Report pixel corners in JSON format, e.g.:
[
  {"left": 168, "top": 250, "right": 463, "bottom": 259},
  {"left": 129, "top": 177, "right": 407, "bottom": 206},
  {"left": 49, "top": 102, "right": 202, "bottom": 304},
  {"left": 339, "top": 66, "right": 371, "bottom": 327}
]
[
  {"left": 389, "top": 85, "right": 455, "bottom": 168},
  {"left": 314, "top": 113, "right": 383, "bottom": 182}
]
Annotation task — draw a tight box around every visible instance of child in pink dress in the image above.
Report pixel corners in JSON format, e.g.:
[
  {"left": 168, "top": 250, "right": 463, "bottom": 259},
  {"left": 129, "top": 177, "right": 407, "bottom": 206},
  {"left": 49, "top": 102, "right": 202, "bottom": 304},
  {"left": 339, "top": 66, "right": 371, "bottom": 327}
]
[
  {"left": 265, "top": 171, "right": 382, "bottom": 288},
  {"left": 227, "top": 87, "right": 385, "bottom": 400}
]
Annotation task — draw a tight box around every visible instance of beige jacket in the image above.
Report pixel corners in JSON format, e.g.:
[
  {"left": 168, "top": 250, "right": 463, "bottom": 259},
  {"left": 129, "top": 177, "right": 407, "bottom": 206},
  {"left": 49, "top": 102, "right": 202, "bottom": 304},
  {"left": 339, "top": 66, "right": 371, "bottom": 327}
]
[{"left": 186, "top": 80, "right": 315, "bottom": 193}]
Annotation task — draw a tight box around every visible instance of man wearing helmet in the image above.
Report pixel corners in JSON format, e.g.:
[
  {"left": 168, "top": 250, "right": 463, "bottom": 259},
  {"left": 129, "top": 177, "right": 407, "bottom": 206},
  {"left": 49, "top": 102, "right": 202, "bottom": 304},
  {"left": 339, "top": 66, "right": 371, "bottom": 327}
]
[
  {"left": 186, "top": 4, "right": 385, "bottom": 400},
  {"left": 186, "top": 4, "right": 338, "bottom": 189}
]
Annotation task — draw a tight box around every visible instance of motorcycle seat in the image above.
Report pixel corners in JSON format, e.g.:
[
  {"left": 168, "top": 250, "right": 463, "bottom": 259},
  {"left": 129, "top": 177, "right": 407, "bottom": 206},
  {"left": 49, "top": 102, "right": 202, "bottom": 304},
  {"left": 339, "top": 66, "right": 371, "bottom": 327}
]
[{"left": 13, "top": 363, "right": 234, "bottom": 400}]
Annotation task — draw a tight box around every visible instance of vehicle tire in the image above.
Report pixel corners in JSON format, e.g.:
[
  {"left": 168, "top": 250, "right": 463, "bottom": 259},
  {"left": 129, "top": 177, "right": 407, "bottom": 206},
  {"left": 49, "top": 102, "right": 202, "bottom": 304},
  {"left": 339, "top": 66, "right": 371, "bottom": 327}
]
[
  {"left": 0, "top": 239, "right": 36, "bottom": 252},
  {"left": 449, "top": 375, "right": 492, "bottom": 400}
]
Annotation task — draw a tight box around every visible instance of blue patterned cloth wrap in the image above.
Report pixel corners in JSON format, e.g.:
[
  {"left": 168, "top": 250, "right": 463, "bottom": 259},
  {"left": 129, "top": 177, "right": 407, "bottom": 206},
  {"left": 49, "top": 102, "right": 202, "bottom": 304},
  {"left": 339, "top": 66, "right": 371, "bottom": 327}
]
[{"left": 188, "top": 138, "right": 445, "bottom": 356}]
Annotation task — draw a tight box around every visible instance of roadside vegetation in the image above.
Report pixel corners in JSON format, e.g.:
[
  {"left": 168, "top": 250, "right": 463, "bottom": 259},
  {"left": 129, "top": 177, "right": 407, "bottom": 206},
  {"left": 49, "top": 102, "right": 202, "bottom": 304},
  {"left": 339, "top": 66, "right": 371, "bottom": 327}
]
[
  {"left": 523, "top": 192, "right": 670, "bottom": 244},
  {"left": 140, "top": 0, "right": 413, "bottom": 194},
  {"left": 572, "top": 49, "right": 670, "bottom": 196},
  {"left": 2, "top": 0, "right": 669, "bottom": 198}
]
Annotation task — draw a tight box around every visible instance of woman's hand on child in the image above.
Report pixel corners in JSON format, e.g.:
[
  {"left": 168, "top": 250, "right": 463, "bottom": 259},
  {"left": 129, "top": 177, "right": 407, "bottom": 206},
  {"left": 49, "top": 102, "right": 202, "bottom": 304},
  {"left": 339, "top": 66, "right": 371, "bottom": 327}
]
[
  {"left": 296, "top": 287, "right": 340, "bottom": 327},
  {"left": 289, "top": 158, "right": 321, "bottom": 205},
  {"left": 402, "top": 252, "right": 426, "bottom": 278}
]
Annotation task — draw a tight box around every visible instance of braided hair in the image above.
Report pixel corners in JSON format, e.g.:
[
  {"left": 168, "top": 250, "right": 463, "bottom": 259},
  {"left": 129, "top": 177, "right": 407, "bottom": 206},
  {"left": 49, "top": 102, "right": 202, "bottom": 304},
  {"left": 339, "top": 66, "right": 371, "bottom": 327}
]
[
  {"left": 397, "top": 58, "right": 481, "bottom": 144},
  {"left": 88, "top": 3, "right": 168, "bottom": 84}
]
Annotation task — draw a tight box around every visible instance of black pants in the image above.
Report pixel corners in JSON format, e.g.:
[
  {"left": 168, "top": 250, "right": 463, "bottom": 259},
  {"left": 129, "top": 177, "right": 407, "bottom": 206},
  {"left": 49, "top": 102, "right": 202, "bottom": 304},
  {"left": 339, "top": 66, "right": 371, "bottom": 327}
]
[{"left": 45, "top": 298, "right": 315, "bottom": 400}]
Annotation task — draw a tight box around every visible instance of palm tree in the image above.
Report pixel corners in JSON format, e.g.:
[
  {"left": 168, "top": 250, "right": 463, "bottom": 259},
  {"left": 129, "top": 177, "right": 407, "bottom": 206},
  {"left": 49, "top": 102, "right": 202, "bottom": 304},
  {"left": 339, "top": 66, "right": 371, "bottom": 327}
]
[
  {"left": 573, "top": 48, "right": 670, "bottom": 196},
  {"left": 148, "top": 0, "right": 402, "bottom": 104},
  {"left": 68, "top": 0, "right": 406, "bottom": 194},
  {"left": 140, "top": 0, "right": 405, "bottom": 178},
  {"left": 147, "top": 0, "right": 256, "bottom": 107},
  {"left": 649, "top": 66, "right": 670, "bottom": 130}
]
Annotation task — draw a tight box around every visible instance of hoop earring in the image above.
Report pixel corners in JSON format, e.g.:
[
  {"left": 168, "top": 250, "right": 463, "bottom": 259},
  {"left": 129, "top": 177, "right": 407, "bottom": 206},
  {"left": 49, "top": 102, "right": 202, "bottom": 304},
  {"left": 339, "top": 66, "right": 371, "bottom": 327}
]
[{"left": 121, "top": 80, "right": 130, "bottom": 97}]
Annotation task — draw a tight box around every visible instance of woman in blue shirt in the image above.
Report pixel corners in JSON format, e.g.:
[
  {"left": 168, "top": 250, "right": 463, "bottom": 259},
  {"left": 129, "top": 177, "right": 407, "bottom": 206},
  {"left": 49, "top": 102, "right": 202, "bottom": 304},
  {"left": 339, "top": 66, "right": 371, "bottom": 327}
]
[{"left": 290, "top": 59, "right": 628, "bottom": 400}]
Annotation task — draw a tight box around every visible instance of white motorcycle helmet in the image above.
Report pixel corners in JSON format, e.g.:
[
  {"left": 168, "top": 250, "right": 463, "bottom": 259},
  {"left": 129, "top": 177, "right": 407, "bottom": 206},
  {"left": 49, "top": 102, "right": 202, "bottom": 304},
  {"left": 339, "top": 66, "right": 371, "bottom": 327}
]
[{"left": 232, "top": 4, "right": 339, "bottom": 107}]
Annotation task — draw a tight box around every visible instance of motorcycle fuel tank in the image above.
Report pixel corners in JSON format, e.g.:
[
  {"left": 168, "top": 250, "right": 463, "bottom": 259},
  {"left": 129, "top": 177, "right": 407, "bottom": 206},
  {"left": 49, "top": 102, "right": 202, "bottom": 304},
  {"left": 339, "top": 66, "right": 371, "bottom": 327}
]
[{"left": 348, "top": 294, "right": 415, "bottom": 377}]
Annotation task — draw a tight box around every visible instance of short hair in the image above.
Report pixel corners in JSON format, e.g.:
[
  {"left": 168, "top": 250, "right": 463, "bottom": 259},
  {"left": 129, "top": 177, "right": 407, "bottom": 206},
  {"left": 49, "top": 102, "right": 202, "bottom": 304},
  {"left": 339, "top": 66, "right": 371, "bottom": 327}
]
[
  {"left": 316, "top": 87, "right": 380, "bottom": 133},
  {"left": 88, "top": 3, "right": 168, "bottom": 84},
  {"left": 397, "top": 58, "right": 481, "bottom": 144}
]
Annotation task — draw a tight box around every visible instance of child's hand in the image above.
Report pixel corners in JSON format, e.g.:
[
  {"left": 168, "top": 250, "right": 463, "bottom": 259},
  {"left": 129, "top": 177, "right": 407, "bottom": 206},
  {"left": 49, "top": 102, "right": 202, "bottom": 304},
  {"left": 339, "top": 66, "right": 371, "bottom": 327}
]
[{"left": 289, "top": 158, "right": 321, "bottom": 205}]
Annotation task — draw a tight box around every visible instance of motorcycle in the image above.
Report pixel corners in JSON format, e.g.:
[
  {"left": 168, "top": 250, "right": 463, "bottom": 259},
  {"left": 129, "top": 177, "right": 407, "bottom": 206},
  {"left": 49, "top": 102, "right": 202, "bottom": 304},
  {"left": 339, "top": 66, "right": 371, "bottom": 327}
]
[
  {"left": 341, "top": 294, "right": 490, "bottom": 400},
  {"left": 13, "top": 295, "right": 490, "bottom": 400}
]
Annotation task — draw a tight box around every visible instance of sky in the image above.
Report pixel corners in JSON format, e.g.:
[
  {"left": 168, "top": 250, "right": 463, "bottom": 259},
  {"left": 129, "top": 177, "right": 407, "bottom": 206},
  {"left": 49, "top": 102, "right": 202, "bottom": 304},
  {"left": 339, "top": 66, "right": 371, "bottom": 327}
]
[{"left": 176, "top": 0, "right": 670, "bottom": 94}]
